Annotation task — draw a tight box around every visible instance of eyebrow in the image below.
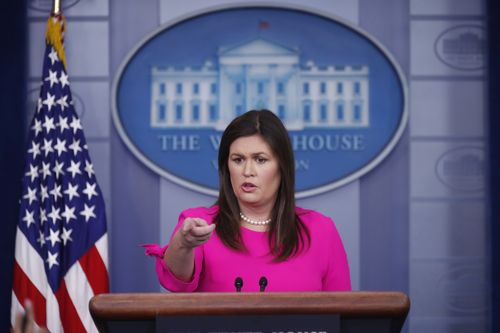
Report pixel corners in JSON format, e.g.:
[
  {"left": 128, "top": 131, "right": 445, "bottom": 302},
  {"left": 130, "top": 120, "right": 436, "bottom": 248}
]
[{"left": 230, "top": 152, "right": 269, "bottom": 157}]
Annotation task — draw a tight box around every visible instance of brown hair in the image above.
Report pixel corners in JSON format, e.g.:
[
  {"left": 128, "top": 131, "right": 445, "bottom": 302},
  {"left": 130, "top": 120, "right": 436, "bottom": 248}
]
[{"left": 214, "top": 109, "right": 310, "bottom": 261}]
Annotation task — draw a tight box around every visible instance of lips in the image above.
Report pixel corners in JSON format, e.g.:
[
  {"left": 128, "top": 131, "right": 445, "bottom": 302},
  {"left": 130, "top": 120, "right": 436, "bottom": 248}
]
[{"left": 241, "top": 182, "right": 257, "bottom": 192}]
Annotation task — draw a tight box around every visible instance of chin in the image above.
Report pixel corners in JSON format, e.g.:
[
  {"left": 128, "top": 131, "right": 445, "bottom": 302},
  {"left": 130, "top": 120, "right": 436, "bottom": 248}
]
[{"left": 237, "top": 194, "right": 260, "bottom": 205}]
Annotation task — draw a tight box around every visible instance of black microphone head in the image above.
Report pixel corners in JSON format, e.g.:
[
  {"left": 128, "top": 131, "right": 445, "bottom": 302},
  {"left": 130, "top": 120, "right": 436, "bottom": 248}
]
[
  {"left": 259, "top": 276, "right": 267, "bottom": 287},
  {"left": 234, "top": 277, "right": 243, "bottom": 291}
]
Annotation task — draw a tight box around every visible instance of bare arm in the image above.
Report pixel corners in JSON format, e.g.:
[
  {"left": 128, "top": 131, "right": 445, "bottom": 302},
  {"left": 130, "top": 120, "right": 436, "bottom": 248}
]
[{"left": 163, "top": 217, "right": 215, "bottom": 281}]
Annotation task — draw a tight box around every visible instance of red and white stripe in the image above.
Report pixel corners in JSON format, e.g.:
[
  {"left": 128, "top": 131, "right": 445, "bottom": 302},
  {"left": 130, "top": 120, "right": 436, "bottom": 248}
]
[{"left": 11, "top": 228, "right": 109, "bottom": 332}]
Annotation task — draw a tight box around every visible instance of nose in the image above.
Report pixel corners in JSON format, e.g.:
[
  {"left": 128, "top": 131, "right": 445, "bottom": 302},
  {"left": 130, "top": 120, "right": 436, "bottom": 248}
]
[{"left": 243, "top": 160, "right": 255, "bottom": 177}]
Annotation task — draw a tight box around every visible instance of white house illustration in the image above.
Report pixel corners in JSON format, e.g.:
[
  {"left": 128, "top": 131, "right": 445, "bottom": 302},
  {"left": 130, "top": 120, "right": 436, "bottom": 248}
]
[{"left": 150, "top": 38, "right": 369, "bottom": 130}]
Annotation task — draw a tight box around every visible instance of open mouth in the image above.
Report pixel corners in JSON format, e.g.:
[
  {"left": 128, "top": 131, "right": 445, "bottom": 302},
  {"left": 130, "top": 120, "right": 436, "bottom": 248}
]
[{"left": 241, "top": 182, "right": 257, "bottom": 192}]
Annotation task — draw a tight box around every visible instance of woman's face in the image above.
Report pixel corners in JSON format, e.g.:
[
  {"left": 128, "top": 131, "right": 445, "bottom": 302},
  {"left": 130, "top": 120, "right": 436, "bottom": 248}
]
[{"left": 228, "top": 134, "right": 281, "bottom": 212}]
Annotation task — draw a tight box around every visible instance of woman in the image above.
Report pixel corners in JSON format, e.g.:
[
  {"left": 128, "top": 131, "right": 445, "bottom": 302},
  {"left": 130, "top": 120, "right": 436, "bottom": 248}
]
[{"left": 145, "top": 110, "right": 351, "bottom": 292}]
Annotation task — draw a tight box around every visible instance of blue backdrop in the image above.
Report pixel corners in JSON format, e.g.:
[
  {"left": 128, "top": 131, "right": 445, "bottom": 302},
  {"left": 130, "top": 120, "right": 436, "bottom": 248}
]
[{"left": 0, "top": 1, "right": 497, "bottom": 333}]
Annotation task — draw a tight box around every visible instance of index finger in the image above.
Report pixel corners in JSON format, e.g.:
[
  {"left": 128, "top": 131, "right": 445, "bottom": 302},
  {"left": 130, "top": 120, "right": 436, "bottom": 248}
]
[
  {"left": 192, "top": 218, "right": 209, "bottom": 227},
  {"left": 190, "top": 223, "right": 216, "bottom": 237}
]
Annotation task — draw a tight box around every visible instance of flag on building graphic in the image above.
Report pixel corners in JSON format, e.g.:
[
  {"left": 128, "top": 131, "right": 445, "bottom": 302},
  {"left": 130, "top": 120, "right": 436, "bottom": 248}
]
[{"left": 11, "top": 13, "right": 109, "bottom": 333}]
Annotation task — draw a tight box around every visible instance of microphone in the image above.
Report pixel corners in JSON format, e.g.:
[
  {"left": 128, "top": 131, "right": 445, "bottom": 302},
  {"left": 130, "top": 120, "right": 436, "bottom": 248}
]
[
  {"left": 234, "top": 277, "right": 243, "bottom": 292},
  {"left": 259, "top": 276, "right": 268, "bottom": 292}
]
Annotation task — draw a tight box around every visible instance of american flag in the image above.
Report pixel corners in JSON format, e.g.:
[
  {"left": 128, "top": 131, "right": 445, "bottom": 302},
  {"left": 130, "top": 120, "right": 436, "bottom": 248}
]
[{"left": 11, "top": 14, "right": 109, "bottom": 332}]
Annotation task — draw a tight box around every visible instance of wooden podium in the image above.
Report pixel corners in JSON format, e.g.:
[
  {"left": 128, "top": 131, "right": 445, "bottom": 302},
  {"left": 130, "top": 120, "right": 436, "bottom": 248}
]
[{"left": 89, "top": 292, "right": 410, "bottom": 333}]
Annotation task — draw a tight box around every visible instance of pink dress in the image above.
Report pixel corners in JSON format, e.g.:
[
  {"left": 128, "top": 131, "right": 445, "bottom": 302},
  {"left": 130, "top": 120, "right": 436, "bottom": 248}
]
[{"left": 144, "top": 206, "right": 351, "bottom": 292}]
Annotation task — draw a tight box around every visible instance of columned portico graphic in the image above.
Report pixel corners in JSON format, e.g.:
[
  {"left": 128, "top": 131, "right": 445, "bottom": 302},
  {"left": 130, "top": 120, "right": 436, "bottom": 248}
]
[{"left": 150, "top": 39, "right": 369, "bottom": 130}]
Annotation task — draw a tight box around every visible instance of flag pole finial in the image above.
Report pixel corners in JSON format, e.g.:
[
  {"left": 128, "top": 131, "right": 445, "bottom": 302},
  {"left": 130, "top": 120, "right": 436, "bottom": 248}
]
[{"left": 52, "top": 0, "right": 61, "bottom": 15}]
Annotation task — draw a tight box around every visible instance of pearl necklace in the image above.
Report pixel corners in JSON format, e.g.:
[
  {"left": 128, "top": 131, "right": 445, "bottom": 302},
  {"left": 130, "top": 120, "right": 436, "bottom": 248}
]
[{"left": 239, "top": 212, "right": 271, "bottom": 225}]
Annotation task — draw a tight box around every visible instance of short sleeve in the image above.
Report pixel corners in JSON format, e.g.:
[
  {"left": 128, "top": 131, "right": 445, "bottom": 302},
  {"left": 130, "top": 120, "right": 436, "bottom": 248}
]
[
  {"left": 143, "top": 209, "right": 205, "bottom": 292},
  {"left": 322, "top": 219, "right": 351, "bottom": 291}
]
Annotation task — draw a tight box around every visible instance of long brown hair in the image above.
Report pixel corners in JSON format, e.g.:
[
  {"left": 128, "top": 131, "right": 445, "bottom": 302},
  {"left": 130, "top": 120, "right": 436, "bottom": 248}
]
[{"left": 214, "top": 110, "right": 310, "bottom": 261}]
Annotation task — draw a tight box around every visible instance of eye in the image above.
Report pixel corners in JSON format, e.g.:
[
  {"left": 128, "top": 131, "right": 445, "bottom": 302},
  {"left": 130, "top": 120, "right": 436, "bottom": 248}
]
[
  {"left": 231, "top": 157, "right": 243, "bottom": 164},
  {"left": 256, "top": 157, "right": 268, "bottom": 164}
]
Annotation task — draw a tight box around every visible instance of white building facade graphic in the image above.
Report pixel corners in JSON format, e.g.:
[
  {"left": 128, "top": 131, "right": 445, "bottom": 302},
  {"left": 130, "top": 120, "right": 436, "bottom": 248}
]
[{"left": 150, "top": 39, "right": 369, "bottom": 130}]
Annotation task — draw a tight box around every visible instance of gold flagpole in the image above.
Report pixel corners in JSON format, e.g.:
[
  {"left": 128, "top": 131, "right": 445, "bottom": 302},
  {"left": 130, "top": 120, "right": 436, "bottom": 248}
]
[{"left": 52, "top": 0, "right": 61, "bottom": 15}]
